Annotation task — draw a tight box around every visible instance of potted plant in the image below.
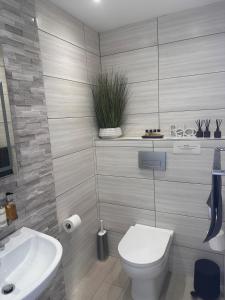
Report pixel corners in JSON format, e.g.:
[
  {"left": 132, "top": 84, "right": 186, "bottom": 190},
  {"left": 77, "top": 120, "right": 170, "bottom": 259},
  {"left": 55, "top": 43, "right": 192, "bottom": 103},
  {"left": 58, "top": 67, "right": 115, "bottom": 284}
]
[{"left": 91, "top": 72, "right": 128, "bottom": 139}]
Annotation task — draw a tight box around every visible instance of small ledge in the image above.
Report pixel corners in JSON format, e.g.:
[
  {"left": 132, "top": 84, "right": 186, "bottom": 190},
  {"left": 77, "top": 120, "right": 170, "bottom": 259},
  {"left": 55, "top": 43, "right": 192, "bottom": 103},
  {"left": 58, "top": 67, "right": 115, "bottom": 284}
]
[{"left": 95, "top": 136, "right": 225, "bottom": 141}]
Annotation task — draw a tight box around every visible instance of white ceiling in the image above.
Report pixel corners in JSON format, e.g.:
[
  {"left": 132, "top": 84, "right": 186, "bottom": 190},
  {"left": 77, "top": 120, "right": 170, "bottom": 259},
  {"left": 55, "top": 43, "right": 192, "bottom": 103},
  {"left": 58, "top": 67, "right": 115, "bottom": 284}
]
[{"left": 50, "top": 0, "right": 220, "bottom": 32}]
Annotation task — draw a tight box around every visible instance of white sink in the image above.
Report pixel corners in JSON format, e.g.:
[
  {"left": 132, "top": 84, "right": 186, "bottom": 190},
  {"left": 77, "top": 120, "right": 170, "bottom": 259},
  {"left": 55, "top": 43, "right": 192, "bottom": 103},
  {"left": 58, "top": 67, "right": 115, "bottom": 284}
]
[{"left": 0, "top": 227, "right": 63, "bottom": 300}]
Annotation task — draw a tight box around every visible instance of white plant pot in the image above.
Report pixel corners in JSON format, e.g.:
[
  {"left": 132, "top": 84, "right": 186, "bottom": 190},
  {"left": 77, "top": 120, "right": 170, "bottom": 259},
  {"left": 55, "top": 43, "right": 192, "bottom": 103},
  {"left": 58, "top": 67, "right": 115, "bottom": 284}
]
[{"left": 99, "top": 127, "right": 122, "bottom": 139}]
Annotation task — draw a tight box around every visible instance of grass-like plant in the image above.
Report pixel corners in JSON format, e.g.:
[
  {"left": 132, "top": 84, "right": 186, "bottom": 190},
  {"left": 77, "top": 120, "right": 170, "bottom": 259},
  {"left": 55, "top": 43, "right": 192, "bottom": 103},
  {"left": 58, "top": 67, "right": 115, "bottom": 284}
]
[{"left": 91, "top": 72, "right": 129, "bottom": 129}]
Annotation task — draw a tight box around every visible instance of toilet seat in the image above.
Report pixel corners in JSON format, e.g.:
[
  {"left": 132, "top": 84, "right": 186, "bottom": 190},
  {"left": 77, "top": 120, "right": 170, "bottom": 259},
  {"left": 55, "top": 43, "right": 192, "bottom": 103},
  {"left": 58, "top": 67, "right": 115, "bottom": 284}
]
[{"left": 118, "top": 224, "right": 173, "bottom": 266}]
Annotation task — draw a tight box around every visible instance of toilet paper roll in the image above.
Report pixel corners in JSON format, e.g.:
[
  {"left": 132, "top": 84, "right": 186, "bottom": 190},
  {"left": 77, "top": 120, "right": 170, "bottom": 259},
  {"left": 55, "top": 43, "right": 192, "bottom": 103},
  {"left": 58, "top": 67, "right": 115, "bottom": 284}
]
[
  {"left": 208, "top": 230, "right": 225, "bottom": 252},
  {"left": 63, "top": 215, "right": 81, "bottom": 233}
]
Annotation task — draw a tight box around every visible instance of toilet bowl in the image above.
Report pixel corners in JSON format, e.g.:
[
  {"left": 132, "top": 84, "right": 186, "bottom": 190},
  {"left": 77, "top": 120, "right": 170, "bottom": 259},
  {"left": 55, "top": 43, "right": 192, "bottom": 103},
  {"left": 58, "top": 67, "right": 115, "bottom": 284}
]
[{"left": 118, "top": 224, "right": 173, "bottom": 300}]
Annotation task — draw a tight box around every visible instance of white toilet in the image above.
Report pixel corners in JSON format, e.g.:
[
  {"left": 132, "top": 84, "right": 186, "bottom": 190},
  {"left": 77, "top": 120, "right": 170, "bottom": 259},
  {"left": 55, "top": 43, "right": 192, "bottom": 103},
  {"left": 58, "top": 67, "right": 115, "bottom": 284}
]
[{"left": 118, "top": 224, "right": 174, "bottom": 300}]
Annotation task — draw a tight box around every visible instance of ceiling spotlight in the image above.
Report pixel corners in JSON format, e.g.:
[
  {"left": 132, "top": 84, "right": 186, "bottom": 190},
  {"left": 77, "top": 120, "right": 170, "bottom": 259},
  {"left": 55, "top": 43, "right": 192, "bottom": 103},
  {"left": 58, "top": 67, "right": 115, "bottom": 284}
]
[{"left": 93, "top": 0, "right": 101, "bottom": 3}]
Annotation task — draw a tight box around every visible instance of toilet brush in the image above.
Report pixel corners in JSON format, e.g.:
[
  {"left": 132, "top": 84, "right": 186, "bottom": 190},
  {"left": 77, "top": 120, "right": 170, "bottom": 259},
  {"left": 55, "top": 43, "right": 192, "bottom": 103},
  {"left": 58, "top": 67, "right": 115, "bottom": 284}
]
[{"left": 97, "top": 220, "right": 109, "bottom": 261}]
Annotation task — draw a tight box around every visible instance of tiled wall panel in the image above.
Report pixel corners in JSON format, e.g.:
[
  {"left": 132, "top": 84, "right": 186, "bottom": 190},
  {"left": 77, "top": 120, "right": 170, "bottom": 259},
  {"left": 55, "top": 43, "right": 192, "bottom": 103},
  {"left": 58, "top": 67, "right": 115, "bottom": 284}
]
[
  {"left": 96, "top": 138, "right": 225, "bottom": 286},
  {"left": 100, "top": 1, "right": 225, "bottom": 137},
  {"left": 37, "top": 1, "right": 100, "bottom": 298},
  {"left": 158, "top": 2, "right": 225, "bottom": 44}
]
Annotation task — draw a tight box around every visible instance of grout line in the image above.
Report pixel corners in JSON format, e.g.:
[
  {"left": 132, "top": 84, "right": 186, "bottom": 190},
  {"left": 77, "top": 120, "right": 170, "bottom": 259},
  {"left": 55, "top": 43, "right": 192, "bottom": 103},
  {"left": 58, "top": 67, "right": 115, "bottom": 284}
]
[
  {"left": 157, "top": 17, "right": 160, "bottom": 130},
  {"left": 100, "top": 31, "right": 225, "bottom": 57},
  {"left": 56, "top": 175, "right": 96, "bottom": 199},
  {"left": 43, "top": 69, "right": 225, "bottom": 86},
  {"left": 48, "top": 116, "right": 95, "bottom": 120},
  {"left": 38, "top": 28, "right": 100, "bottom": 57},
  {"left": 43, "top": 74, "right": 91, "bottom": 86},
  {"left": 96, "top": 173, "right": 225, "bottom": 187},
  {"left": 53, "top": 146, "right": 94, "bottom": 160}
]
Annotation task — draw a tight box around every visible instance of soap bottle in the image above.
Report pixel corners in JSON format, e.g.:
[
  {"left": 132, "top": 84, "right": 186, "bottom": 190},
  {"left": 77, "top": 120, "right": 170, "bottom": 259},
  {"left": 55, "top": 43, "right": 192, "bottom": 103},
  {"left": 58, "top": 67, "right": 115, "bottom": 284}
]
[
  {"left": 0, "top": 193, "right": 7, "bottom": 228},
  {"left": 97, "top": 220, "right": 109, "bottom": 261},
  {"left": 5, "top": 193, "right": 17, "bottom": 224}
]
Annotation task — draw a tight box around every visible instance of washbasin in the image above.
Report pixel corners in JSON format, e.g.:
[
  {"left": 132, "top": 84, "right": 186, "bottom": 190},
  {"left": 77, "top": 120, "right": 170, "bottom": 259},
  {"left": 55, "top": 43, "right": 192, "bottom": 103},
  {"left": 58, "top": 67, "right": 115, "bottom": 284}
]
[{"left": 0, "top": 227, "right": 63, "bottom": 300}]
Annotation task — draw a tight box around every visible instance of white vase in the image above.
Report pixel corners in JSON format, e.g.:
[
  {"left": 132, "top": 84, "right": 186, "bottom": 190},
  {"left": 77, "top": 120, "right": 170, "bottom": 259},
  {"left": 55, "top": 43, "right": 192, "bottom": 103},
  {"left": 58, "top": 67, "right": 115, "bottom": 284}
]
[{"left": 99, "top": 127, "right": 122, "bottom": 139}]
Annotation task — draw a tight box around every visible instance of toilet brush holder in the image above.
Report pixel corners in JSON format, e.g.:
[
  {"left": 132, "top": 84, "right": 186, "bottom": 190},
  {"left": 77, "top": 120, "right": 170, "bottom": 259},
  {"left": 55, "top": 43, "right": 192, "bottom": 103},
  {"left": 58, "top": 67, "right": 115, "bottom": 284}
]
[
  {"left": 97, "top": 220, "right": 109, "bottom": 261},
  {"left": 191, "top": 259, "right": 220, "bottom": 300}
]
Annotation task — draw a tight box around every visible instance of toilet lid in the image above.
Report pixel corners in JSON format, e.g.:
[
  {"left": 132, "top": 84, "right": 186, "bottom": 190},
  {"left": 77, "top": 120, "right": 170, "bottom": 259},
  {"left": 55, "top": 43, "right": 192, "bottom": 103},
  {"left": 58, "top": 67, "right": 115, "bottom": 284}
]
[{"left": 118, "top": 224, "right": 173, "bottom": 265}]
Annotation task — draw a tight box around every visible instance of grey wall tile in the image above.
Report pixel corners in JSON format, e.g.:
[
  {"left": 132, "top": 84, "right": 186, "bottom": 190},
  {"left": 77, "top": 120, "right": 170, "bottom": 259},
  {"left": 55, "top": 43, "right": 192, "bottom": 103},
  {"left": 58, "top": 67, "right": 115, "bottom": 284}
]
[
  {"left": 158, "top": 2, "right": 225, "bottom": 44},
  {"left": 107, "top": 231, "right": 123, "bottom": 257},
  {"left": 169, "top": 245, "right": 224, "bottom": 277},
  {"left": 160, "top": 109, "right": 225, "bottom": 136},
  {"left": 53, "top": 148, "right": 95, "bottom": 196},
  {"left": 123, "top": 113, "right": 159, "bottom": 137},
  {"left": 98, "top": 175, "right": 155, "bottom": 210},
  {"left": 39, "top": 30, "right": 88, "bottom": 83},
  {"left": 96, "top": 146, "right": 154, "bottom": 179},
  {"left": 153, "top": 139, "right": 225, "bottom": 149},
  {"left": 44, "top": 77, "right": 94, "bottom": 118},
  {"left": 86, "top": 52, "right": 101, "bottom": 83},
  {"left": 159, "top": 72, "right": 225, "bottom": 112},
  {"left": 49, "top": 117, "right": 94, "bottom": 158},
  {"left": 156, "top": 211, "right": 213, "bottom": 252},
  {"left": 154, "top": 147, "right": 217, "bottom": 185},
  {"left": 126, "top": 81, "right": 158, "bottom": 115},
  {"left": 100, "top": 19, "right": 157, "bottom": 56},
  {"left": 56, "top": 177, "right": 97, "bottom": 225},
  {"left": 62, "top": 207, "right": 98, "bottom": 298},
  {"left": 155, "top": 180, "right": 211, "bottom": 219},
  {"left": 36, "top": 0, "right": 85, "bottom": 48},
  {"left": 101, "top": 47, "right": 158, "bottom": 83},
  {"left": 100, "top": 202, "right": 155, "bottom": 233},
  {"left": 84, "top": 25, "right": 100, "bottom": 55},
  {"left": 159, "top": 34, "right": 225, "bottom": 79}
]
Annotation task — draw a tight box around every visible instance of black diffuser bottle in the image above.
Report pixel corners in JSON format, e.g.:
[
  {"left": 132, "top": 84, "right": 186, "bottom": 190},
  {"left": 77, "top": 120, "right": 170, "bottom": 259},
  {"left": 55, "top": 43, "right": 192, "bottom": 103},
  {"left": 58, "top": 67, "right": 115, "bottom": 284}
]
[
  {"left": 214, "top": 119, "right": 222, "bottom": 138},
  {"left": 204, "top": 120, "right": 211, "bottom": 138},
  {"left": 196, "top": 120, "right": 204, "bottom": 138}
]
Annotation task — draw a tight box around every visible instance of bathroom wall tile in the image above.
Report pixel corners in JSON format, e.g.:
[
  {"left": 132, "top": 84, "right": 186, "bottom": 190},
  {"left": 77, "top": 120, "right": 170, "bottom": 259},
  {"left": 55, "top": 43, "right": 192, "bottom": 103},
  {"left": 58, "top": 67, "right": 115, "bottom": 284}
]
[
  {"left": 98, "top": 175, "right": 155, "bottom": 210},
  {"left": 159, "top": 72, "right": 225, "bottom": 112},
  {"left": 159, "top": 109, "right": 225, "bottom": 137},
  {"left": 53, "top": 148, "right": 95, "bottom": 196},
  {"left": 56, "top": 177, "right": 96, "bottom": 225},
  {"left": 123, "top": 113, "right": 159, "bottom": 137},
  {"left": 108, "top": 231, "right": 123, "bottom": 257},
  {"left": 84, "top": 25, "right": 100, "bottom": 55},
  {"left": 62, "top": 206, "right": 98, "bottom": 265},
  {"left": 156, "top": 212, "right": 213, "bottom": 252},
  {"left": 44, "top": 77, "right": 94, "bottom": 118},
  {"left": 49, "top": 117, "right": 94, "bottom": 158},
  {"left": 155, "top": 180, "right": 211, "bottom": 219},
  {"left": 86, "top": 52, "right": 101, "bottom": 83},
  {"left": 39, "top": 30, "right": 87, "bottom": 83},
  {"left": 96, "top": 146, "right": 154, "bottom": 179},
  {"left": 154, "top": 147, "right": 215, "bottom": 185},
  {"left": 126, "top": 81, "right": 158, "bottom": 115},
  {"left": 169, "top": 245, "right": 224, "bottom": 279},
  {"left": 100, "top": 203, "right": 155, "bottom": 233},
  {"left": 63, "top": 240, "right": 96, "bottom": 300},
  {"left": 36, "top": 0, "right": 85, "bottom": 48},
  {"left": 153, "top": 139, "right": 225, "bottom": 149},
  {"left": 95, "top": 139, "right": 154, "bottom": 148},
  {"left": 159, "top": 34, "right": 225, "bottom": 79},
  {"left": 158, "top": 2, "right": 225, "bottom": 44},
  {"left": 62, "top": 207, "right": 98, "bottom": 298},
  {"left": 101, "top": 47, "right": 158, "bottom": 83},
  {"left": 61, "top": 206, "right": 98, "bottom": 267},
  {"left": 100, "top": 19, "right": 157, "bottom": 56}
]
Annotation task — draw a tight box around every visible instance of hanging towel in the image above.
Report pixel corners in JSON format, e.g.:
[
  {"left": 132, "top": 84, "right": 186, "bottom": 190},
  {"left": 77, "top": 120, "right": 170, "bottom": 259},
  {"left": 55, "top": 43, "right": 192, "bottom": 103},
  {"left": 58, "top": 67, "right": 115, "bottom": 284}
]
[{"left": 204, "top": 148, "right": 223, "bottom": 242}]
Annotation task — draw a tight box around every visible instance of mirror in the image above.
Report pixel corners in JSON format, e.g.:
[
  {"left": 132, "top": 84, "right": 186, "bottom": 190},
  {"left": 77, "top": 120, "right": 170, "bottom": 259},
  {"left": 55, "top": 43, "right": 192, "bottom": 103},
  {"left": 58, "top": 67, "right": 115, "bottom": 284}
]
[{"left": 0, "top": 48, "right": 14, "bottom": 178}]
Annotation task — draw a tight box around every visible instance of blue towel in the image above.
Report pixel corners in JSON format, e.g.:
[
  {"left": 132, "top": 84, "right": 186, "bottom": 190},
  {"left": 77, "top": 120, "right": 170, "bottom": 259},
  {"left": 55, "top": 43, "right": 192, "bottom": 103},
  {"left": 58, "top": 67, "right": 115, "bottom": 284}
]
[{"left": 204, "top": 149, "right": 223, "bottom": 242}]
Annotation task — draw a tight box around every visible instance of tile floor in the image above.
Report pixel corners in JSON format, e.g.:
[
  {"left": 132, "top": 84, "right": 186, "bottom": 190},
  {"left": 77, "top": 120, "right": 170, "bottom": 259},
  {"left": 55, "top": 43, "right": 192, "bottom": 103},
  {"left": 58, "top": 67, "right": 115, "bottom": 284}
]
[{"left": 72, "top": 256, "right": 223, "bottom": 300}]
